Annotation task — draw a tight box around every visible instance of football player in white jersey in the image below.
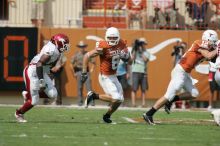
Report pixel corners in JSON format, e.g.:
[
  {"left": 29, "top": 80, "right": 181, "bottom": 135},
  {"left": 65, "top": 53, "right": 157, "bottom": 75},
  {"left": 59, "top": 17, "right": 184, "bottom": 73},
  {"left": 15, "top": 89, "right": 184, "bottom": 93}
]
[
  {"left": 15, "top": 34, "right": 70, "bottom": 123},
  {"left": 207, "top": 39, "right": 220, "bottom": 126}
]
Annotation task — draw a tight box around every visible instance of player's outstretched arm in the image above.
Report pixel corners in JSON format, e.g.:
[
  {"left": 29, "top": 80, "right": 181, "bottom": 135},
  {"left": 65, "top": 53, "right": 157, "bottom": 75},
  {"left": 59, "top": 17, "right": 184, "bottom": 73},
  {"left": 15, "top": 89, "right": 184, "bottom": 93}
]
[
  {"left": 198, "top": 49, "right": 217, "bottom": 60},
  {"left": 81, "top": 49, "right": 100, "bottom": 83},
  {"left": 36, "top": 54, "right": 50, "bottom": 89},
  {"left": 82, "top": 49, "right": 100, "bottom": 73}
]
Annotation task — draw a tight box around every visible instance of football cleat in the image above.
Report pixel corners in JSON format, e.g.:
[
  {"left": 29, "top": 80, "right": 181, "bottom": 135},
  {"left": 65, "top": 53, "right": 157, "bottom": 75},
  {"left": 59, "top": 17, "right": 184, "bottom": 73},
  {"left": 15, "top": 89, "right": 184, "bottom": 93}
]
[
  {"left": 164, "top": 101, "right": 172, "bottom": 114},
  {"left": 143, "top": 113, "right": 155, "bottom": 125},
  {"left": 15, "top": 111, "right": 27, "bottom": 123},
  {"left": 84, "top": 91, "right": 97, "bottom": 108},
  {"left": 211, "top": 109, "right": 220, "bottom": 126},
  {"left": 103, "top": 114, "right": 112, "bottom": 123},
  {"left": 91, "top": 100, "right": 95, "bottom": 106},
  {"left": 22, "top": 91, "right": 28, "bottom": 103}
]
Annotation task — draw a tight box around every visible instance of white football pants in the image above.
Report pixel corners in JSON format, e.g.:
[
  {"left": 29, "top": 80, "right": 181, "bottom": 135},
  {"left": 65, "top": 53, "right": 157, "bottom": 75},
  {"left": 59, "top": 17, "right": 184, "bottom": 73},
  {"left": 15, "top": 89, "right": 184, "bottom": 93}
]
[
  {"left": 164, "top": 64, "right": 199, "bottom": 101},
  {"left": 23, "top": 65, "right": 57, "bottom": 105},
  {"left": 98, "top": 74, "right": 124, "bottom": 102}
]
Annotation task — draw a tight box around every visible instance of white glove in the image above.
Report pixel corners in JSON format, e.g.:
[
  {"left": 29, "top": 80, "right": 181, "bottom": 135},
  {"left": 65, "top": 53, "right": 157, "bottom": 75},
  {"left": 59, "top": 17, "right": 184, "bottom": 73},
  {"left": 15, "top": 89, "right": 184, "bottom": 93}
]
[
  {"left": 190, "top": 77, "right": 198, "bottom": 85},
  {"left": 39, "top": 79, "right": 46, "bottom": 88}
]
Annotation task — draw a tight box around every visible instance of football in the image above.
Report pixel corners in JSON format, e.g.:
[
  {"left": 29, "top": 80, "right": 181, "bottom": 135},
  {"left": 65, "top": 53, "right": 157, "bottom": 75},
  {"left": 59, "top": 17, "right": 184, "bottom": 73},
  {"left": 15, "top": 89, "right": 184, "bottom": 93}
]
[{"left": 120, "top": 48, "right": 130, "bottom": 62}]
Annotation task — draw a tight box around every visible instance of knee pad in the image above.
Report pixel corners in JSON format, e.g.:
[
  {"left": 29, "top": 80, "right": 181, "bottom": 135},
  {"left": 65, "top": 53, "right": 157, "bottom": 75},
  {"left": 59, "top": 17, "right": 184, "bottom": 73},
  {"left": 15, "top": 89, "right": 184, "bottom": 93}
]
[
  {"left": 191, "top": 88, "right": 199, "bottom": 98},
  {"left": 31, "top": 95, "right": 39, "bottom": 105},
  {"left": 116, "top": 95, "right": 124, "bottom": 102},
  {"left": 211, "top": 109, "right": 220, "bottom": 126},
  {"left": 113, "top": 99, "right": 123, "bottom": 104},
  {"left": 47, "top": 88, "right": 58, "bottom": 99},
  {"left": 117, "top": 98, "right": 124, "bottom": 102},
  {"left": 30, "top": 79, "right": 40, "bottom": 91}
]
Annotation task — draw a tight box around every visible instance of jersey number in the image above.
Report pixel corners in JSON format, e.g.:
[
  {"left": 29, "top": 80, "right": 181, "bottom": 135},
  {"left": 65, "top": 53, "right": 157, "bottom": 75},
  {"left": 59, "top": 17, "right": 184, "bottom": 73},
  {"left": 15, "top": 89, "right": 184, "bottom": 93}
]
[{"left": 112, "top": 55, "right": 120, "bottom": 70}]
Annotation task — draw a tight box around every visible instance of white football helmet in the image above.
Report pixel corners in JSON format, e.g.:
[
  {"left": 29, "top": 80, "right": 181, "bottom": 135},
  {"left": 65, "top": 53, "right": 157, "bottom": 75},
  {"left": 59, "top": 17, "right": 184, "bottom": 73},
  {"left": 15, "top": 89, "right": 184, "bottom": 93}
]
[
  {"left": 211, "top": 109, "right": 220, "bottom": 126},
  {"left": 105, "top": 27, "right": 120, "bottom": 46},
  {"left": 202, "top": 30, "right": 218, "bottom": 47}
]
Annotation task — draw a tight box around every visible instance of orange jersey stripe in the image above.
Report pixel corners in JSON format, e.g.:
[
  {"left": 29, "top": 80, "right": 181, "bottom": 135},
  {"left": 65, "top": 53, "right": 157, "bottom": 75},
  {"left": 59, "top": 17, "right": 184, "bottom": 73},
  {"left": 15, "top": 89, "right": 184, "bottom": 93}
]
[
  {"left": 179, "top": 40, "right": 206, "bottom": 73},
  {"left": 96, "top": 40, "right": 127, "bottom": 75}
]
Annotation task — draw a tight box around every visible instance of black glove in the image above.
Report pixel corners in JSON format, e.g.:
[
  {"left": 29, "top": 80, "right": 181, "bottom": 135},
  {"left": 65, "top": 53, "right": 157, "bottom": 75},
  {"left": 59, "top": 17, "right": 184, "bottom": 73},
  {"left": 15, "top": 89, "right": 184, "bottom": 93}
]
[{"left": 81, "top": 72, "right": 88, "bottom": 83}]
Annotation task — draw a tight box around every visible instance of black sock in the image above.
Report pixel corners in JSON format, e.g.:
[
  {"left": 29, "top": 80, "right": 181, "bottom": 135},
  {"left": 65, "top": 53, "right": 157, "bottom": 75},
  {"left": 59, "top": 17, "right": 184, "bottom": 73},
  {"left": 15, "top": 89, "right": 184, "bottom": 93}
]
[
  {"left": 104, "top": 113, "right": 111, "bottom": 118},
  {"left": 94, "top": 93, "right": 99, "bottom": 99},
  {"left": 146, "top": 107, "right": 157, "bottom": 116},
  {"left": 171, "top": 95, "right": 180, "bottom": 103}
]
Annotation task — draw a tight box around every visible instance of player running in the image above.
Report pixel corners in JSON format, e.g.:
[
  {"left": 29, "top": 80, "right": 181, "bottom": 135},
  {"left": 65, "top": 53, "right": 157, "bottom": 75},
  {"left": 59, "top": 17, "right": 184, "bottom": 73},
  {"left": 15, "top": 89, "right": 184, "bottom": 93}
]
[
  {"left": 81, "top": 27, "right": 130, "bottom": 123},
  {"left": 143, "top": 30, "right": 218, "bottom": 125},
  {"left": 15, "top": 34, "right": 70, "bottom": 122}
]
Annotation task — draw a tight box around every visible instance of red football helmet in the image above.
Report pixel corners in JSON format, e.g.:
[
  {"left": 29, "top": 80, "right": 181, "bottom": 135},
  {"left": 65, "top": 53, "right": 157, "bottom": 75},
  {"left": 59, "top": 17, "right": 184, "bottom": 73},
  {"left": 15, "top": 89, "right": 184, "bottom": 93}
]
[{"left": 51, "top": 34, "right": 70, "bottom": 52}]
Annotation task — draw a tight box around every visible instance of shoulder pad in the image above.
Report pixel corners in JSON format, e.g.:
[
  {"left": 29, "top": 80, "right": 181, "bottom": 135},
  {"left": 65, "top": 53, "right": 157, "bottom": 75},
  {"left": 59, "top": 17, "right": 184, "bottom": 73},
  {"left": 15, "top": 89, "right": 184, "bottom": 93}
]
[{"left": 41, "top": 44, "right": 55, "bottom": 56}]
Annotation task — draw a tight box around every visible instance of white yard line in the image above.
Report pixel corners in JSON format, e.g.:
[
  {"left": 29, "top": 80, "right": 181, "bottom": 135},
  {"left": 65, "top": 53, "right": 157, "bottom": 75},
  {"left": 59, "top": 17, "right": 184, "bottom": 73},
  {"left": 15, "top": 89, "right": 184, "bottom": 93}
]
[
  {"left": 122, "top": 117, "right": 139, "bottom": 123},
  {"left": 139, "top": 137, "right": 176, "bottom": 141},
  {"left": 42, "top": 134, "right": 56, "bottom": 138},
  {"left": 11, "top": 133, "right": 27, "bottom": 138},
  {"left": 0, "top": 104, "right": 147, "bottom": 111},
  {"left": 0, "top": 104, "right": 211, "bottom": 112}
]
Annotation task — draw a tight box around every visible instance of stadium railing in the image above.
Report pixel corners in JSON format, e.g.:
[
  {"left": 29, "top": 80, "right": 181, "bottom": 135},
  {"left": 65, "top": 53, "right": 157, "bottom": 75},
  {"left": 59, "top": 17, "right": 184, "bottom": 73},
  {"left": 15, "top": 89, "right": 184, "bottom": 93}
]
[{"left": 0, "top": 0, "right": 219, "bottom": 30}]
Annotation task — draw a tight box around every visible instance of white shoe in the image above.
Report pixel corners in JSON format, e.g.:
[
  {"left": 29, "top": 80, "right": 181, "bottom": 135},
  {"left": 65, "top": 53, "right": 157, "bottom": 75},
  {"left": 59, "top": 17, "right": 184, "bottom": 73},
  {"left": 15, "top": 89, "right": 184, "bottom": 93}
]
[
  {"left": 50, "top": 101, "right": 57, "bottom": 105},
  {"left": 193, "top": 19, "right": 198, "bottom": 22},
  {"left": 199, "top": 18, "right": 203, "bottom": 22},
  {"left": 181, "top": 104, "right": 186, "bottom": 109},
  {"left": 211, "top": 110, "right": 220, "bottom": 126},
  {"left": 22, "top": 91, "right": 28, "bottom": 103},
  {"left": 15, "top": 111, "right": 27, "bottom": 123},
  {"left": 207, "top": 106, "right": 212, "bottom": 111}
]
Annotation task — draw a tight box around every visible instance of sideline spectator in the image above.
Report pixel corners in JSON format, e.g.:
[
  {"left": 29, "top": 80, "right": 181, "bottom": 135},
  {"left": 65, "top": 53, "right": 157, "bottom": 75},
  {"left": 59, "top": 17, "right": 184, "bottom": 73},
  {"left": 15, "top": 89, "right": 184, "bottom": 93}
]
[
  {"left": 116, "top": 59, "right": 130, "bottom": 106},
  {"left": 210, "top": 0, "right": 220, "bottom": 30},
  {"left": 186, "top": 0, "right": 209, "bottom": 28},
  {"left": 70, "top": 41, "right": 95, "bottom": 106},
  {"left": 113, "top": 0, "right": 127, "bottom": 22},
  {"left": 114, "top": 0, "right": 126, "bottom": 12},
  {"left": 131, "top": 38, "right": 150, "bottom": 107},
  {"left": 31, "top": 0, "right": 47, "bottom": 27},
  {"left": 153, "top": 0, "right": 177, "bottom": 29},
  {"left": 50, "top": 54, "right": 67, "bottom": 105},
  {"left": 126, "top": 0, "right": 147, "bottom": 29},
  {"left": 171, "top": 41, "right": 185, "bottom": 67},
  {"left": 171, "top": 41, "right": 190, "bottom": 109}
]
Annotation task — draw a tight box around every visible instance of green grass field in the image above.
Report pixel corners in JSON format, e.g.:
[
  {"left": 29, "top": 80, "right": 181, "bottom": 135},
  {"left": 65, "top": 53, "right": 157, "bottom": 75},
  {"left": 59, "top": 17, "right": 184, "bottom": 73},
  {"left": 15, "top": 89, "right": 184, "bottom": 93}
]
[{"left": 0, "top": 106, "right": 219, "bottom": 146}]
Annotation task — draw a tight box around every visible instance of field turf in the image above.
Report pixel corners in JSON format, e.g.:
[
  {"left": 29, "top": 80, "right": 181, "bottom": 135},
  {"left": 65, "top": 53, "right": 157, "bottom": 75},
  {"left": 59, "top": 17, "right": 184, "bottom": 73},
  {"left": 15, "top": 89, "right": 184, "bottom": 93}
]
[{"left": 0, "top": 106, "right": 219, "bottom": 146}]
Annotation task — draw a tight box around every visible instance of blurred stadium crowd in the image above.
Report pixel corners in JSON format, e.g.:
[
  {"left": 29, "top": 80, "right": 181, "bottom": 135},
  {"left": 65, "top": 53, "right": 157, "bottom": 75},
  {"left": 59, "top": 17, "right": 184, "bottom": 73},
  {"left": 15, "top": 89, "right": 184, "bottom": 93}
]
[{"left": 1, "top": 0, "right": 220, "bottom": 30}]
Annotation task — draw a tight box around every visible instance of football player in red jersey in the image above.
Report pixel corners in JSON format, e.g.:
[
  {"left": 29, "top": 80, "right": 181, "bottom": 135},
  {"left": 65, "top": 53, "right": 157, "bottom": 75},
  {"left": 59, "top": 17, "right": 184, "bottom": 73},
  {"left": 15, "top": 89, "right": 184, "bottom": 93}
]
[
  {"left": 81, "top": 27, "right": 130, "bottom": 123},
  {"left": 143, "top": 30, "right": 218, "bottom": 125},
  {"left": 15, "top": 34, "right": 70, "bottom": 123}
]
